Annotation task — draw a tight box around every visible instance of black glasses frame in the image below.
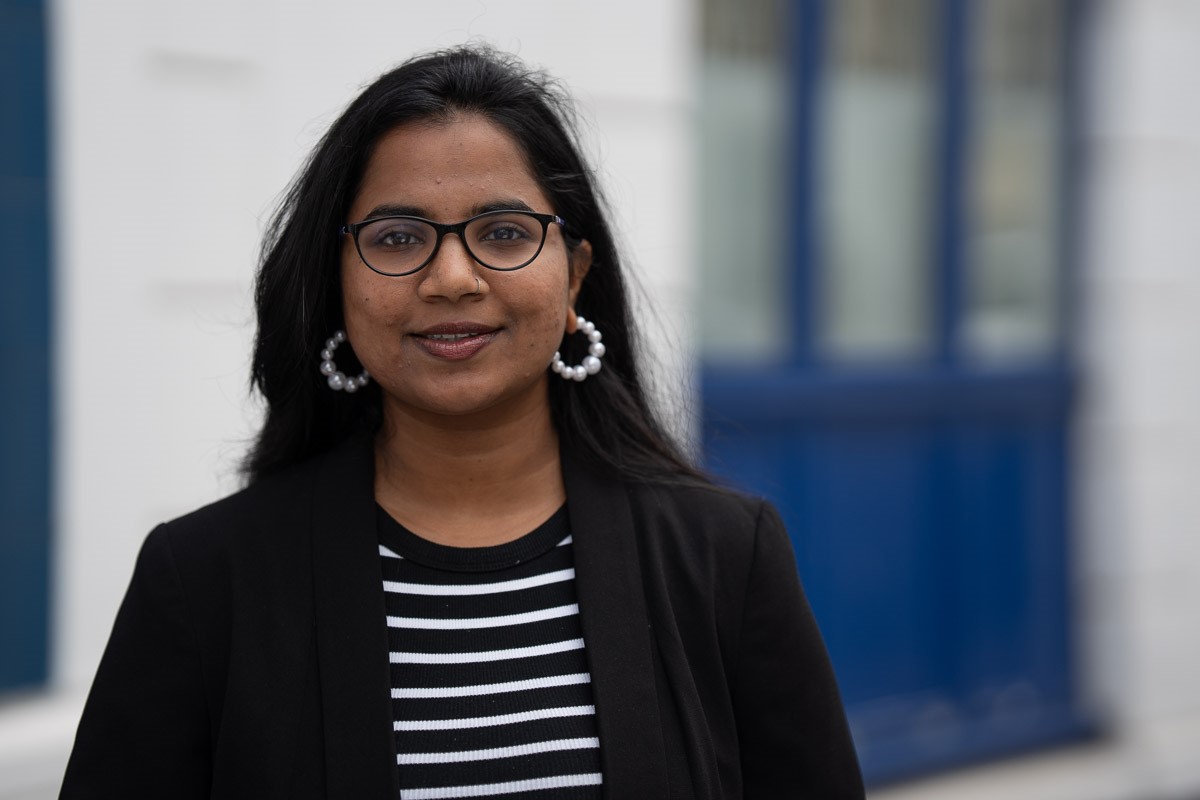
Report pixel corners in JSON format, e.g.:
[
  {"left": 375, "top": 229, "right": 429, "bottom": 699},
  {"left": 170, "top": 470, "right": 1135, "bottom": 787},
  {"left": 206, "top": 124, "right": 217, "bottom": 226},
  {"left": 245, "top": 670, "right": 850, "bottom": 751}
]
[{"left": 340, "top": 209, "right": 568, "bottom": 277}]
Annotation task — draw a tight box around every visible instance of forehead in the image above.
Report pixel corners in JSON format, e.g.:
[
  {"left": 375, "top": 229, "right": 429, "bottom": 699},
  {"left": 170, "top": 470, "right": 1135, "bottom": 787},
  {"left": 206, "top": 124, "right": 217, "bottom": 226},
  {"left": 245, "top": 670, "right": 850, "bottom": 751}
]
[{"left": 350, "top": 114, "right": 550, "bottom": 220}]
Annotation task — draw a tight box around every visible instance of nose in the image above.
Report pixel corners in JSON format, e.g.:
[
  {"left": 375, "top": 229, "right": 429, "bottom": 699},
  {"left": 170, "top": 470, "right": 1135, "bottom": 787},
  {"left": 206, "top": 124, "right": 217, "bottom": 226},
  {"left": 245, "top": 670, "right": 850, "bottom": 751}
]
[{"left": 415, "top": 232, "right": 482, "bottom": 302}]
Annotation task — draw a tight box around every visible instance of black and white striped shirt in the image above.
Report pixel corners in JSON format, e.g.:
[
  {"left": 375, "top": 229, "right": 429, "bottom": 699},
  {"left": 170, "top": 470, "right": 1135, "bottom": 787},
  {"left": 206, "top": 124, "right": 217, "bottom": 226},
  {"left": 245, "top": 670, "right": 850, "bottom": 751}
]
[{"left": 378, "top": 505, "right": 603, "bottom": 800}]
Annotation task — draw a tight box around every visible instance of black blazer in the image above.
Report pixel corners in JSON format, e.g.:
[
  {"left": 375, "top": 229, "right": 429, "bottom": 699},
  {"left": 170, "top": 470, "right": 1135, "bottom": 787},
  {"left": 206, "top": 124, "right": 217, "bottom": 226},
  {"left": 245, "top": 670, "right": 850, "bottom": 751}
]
[{"left": 62, "top": 435, "right": 863, "bottom": 799}]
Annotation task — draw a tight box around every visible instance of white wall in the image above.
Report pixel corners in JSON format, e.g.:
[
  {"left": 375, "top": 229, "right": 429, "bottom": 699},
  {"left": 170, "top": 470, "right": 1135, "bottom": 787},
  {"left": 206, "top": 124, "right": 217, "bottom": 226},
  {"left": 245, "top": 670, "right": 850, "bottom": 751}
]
[{"left": 0, "top": 2, "right": 696, "bottom": 795}]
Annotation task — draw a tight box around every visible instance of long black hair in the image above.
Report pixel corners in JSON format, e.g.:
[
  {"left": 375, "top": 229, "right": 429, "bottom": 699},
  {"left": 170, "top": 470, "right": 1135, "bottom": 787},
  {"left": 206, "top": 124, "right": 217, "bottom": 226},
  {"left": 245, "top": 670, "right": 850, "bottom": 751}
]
[{"left": 244, "top": 45, "right": 706, "bottom": 487}]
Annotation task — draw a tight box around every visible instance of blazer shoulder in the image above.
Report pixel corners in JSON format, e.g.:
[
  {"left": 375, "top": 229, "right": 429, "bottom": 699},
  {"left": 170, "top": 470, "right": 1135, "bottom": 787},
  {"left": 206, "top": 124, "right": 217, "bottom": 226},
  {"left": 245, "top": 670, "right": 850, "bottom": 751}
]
[
  {"left": 170, "top": 459, "right": 308, "bottom": 525},
  {"left": 623, "top": 478, "right": 783, "bottom": 572},
  {"left": 155, "top": 442, "right": 349, "bottom": 562},
  {"left": 630, "top": 479, "right": 773, "bottom": 535}
]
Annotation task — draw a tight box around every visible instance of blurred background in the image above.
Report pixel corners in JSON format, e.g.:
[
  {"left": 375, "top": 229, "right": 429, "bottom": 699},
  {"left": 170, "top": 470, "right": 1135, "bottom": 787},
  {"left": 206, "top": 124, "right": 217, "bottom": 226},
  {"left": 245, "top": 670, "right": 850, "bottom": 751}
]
[{"left": 2, "top": 0, "right": 1198, "bottom": 797}]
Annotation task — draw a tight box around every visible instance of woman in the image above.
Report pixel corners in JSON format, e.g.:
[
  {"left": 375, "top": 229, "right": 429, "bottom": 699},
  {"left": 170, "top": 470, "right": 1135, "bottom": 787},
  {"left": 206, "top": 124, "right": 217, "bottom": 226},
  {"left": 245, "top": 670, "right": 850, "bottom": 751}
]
[{"left": 61, "top": 47, "right": 863, "bottom": 799}]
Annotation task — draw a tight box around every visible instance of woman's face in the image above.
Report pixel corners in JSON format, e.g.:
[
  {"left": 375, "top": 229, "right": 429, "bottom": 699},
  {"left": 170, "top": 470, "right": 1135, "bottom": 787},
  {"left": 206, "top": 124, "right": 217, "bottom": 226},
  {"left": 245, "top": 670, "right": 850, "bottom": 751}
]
[{"left": 341, "top": 114, "right": 591, "bottom": 423}]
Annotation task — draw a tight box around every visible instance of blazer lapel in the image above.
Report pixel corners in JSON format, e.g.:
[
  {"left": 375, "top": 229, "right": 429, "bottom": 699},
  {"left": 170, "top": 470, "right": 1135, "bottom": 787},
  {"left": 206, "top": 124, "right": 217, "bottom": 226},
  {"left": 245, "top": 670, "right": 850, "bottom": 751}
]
[
  {"left": 310, "top": 433, "right": 399, "bottom": 798},
  {"left": 564, "top": 454, "right": 670, "bottom": 797}
]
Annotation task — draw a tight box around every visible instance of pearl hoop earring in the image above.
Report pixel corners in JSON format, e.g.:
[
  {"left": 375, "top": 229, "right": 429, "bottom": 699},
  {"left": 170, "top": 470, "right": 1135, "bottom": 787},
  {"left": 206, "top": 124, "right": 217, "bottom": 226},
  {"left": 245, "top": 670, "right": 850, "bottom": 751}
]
[
  {"left": 550, "top": 316, "right": 605, "bottom": 382},
  {"left": 319, "top": 330, "right": 370, "bottom": 393}
]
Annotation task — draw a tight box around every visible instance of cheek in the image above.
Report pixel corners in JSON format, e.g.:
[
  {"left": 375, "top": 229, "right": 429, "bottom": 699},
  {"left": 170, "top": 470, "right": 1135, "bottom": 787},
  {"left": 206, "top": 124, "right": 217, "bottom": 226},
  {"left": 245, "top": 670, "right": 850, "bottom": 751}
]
[
  {"left": 339, "top": 258, "right": 359, "bottom": 321},
  {"left": 525, "top": 284, "right": 572, "bottom": 358},
  {"left": 492, "top": 271, "right": 569, "bottom": 364},
  {"left": 341, "top": 272, "right": 402, "bottom": 368},
  {"left": 342, "top": 256, "right": 390, "bottom": 322},
  {"left": 530, "top": 270, "right": 571, "bottom": 326},
  {"left": 529, "top": 310, "right": 565, "bottom": 352},
  {"left": 346, "top": 291, "right": 399, "bottom": 340}
]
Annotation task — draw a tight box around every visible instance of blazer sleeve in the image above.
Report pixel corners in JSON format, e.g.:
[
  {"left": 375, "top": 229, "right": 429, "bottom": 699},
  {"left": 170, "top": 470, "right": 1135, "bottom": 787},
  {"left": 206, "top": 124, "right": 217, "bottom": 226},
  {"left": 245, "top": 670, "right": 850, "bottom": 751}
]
[
  {"left": 732, "top": 502, "right": 865, "bottom": 799},
  {"left": 61, "top": 524, "right": 212, "bottom": 799}
]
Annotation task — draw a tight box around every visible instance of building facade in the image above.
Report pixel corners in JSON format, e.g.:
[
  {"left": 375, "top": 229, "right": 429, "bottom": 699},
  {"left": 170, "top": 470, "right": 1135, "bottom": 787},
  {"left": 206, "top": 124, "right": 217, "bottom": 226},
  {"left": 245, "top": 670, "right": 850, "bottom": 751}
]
[{"left": 1, "top": 1, "right": 1198, "bottom": 797}]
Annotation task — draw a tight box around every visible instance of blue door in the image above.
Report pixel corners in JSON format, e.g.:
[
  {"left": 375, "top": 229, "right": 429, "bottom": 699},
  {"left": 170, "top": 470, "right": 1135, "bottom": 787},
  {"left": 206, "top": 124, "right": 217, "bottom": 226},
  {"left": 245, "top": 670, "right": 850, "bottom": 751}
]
[
  {"left": 0, "top": 0, "right": 52, "bottom": 693},
  {"left": 698, "top": 0, "right": 1088, "bottom": 781}
]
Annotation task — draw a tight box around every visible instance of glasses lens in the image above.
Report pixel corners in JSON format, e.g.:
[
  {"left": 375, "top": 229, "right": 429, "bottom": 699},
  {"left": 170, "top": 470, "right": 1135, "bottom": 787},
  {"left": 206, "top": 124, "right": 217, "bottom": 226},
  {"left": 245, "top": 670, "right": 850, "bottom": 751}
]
[
  {"left": 465, "top": 211, "right": 546, "bottom": 270},
  {"left": 357, "top": 217, "right": 437, "bottom": 275}
]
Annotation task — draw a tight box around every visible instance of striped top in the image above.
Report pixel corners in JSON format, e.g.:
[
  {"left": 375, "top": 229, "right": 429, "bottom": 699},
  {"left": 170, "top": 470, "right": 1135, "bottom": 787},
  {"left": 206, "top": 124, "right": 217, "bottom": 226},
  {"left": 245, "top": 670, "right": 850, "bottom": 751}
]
[{"left": 377, "top": 505, "right": 604, "bottom": 800}]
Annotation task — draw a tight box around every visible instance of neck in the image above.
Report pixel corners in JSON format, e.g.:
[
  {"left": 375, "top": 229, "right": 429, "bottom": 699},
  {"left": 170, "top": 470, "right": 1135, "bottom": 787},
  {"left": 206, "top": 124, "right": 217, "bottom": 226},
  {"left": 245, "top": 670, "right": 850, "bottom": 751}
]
[{"left": 373, "top": 394, "right": 566, "bottom": 547}]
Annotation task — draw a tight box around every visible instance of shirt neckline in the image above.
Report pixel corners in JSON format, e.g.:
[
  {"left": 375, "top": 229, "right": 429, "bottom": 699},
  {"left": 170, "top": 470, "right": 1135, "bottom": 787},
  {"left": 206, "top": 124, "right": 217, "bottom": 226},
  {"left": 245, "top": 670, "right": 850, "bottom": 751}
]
[{"left": 375, "top": 503, "right": 569, "bottom": 573}]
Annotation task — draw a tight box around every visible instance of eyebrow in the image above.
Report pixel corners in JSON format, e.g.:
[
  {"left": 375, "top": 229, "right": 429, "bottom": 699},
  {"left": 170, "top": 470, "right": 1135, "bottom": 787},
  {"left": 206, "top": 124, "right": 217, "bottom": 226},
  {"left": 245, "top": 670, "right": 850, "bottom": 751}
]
[
  {"left": 362, "top": 204, "right": 423, "bottom": 220},
  {"left": 473, "top": 198, "right": 535, "bottom": 216},
  {"left": 360, "top": 198, "right": 536, "bottom": 222}
]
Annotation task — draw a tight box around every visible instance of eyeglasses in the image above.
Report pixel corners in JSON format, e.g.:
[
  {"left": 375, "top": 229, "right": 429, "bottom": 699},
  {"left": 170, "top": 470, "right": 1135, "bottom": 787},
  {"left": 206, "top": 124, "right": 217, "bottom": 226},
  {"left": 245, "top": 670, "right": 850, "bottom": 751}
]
[{"left": 340, "top": 209, "right": 568, "bottom": 277}]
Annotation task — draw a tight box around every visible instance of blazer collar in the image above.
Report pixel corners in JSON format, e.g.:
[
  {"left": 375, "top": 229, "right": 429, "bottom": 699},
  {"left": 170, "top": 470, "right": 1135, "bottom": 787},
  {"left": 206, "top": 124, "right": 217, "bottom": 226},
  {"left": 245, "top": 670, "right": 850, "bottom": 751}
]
[
  {"left": 310, "top": 432, "right": 399, "bottom": 799},
  {"left": 564, "top": 453, "right": 671, "bottom": 797}
]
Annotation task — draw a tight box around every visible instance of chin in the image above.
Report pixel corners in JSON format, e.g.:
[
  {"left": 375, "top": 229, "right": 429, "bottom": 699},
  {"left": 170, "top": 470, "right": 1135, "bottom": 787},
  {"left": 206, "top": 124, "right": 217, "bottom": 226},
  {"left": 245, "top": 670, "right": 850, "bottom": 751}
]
[{"left": 396, "top": 384, "right": 546, "bottom": 421}]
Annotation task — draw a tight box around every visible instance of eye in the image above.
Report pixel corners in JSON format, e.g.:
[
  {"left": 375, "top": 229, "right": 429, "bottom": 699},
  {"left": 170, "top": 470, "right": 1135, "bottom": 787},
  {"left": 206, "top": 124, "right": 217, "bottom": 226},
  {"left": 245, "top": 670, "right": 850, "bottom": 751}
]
[
  {"left": 363, "top": 219, "right": 429, "bottom": 251},
  {"left": 483, "top": 225, "right": 528, "bottom": 242},
  {"left": 475, "top": 214, "right": 538, "bottom": 247}
]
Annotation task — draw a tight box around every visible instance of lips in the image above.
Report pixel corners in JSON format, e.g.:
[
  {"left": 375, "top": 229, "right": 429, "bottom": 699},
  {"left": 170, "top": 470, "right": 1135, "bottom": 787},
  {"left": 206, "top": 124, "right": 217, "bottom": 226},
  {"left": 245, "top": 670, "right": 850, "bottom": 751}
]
[{"left": 413, "top": 322, "right": 500, "bottom": 360}]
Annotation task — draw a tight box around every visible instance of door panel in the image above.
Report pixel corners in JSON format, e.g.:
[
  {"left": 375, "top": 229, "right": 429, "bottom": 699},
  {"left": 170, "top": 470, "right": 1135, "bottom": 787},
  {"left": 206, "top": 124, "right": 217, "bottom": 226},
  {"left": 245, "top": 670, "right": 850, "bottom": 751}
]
[{"left": 702, "top": 371, "right": 1079, "bottom": 780}]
